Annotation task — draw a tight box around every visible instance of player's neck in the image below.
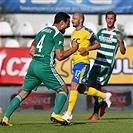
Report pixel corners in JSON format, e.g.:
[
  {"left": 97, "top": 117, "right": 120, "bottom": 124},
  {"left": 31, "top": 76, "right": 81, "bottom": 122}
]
[
  {"left": 107, "top": 26, "right": 115, "bottom": 31},
  {"left": 76, "top": 25, "right": 83, "bottom": 30}
]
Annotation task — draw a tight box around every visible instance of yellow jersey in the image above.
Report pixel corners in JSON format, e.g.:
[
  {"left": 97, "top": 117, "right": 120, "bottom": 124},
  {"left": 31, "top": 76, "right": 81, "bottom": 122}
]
[{"left": 71, "top": 26, "right": 96, "bottom": 64}]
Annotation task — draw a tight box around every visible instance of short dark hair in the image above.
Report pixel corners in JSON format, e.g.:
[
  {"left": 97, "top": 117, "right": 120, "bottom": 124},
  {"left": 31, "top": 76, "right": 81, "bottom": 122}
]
[
  {"left": 53, "top": 12, "right": 70, "bottom": 24},
  {"left": 106, "top": 11, "right": 116, "bottom": 20}
]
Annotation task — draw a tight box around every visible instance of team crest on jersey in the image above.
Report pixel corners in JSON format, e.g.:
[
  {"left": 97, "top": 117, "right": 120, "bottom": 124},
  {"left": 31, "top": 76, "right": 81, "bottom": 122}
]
[
  {"left": 58, "top": 41, "right": 63, "bottom": 45},
  {"left": 110, "top": 35, "right": 113, "bottom": 38}
]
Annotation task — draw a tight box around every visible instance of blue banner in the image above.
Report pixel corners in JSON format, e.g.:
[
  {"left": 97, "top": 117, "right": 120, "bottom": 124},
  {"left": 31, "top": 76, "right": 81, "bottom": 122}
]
[{"left": 0, "top": 0, "right": 133, "bottom": 13}]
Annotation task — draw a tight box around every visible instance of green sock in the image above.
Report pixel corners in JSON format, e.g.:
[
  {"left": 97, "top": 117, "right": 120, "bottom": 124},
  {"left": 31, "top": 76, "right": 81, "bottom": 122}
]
[
  {"left": 53, "top": 91, "right": 67, "bottom": 114},
  {"left": 4, "top": 95, "right": 22, "bottom": 120},
  {"left": 93, "top": 97, "right": 103, "bottom": 116}
]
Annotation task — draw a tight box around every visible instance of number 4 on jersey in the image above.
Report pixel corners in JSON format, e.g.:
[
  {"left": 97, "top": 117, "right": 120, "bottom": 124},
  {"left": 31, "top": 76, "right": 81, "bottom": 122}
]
[{"left": 36, "top": 34, "right": 46, "bottom": 52}]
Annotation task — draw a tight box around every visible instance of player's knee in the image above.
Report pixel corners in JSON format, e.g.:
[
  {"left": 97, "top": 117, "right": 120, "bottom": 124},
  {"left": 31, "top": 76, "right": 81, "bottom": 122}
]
[
  {"left": 78, "top": 84, "right": 86, "bottom": 94},
  {"left": 57, "top": 85, "right": 69, "bottom": 94},
  {"left": 19, "top": 89, "right": 30, "bottom": 100}
]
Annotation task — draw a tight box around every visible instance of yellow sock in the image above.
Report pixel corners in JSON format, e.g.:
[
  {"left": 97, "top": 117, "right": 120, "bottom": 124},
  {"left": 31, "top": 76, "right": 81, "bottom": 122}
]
[
  {"left": 67, "top": 90, "right": 78, "bottom": 113},
  {"left": 84, "top": 87, "right": 104, "bottom": 98}
]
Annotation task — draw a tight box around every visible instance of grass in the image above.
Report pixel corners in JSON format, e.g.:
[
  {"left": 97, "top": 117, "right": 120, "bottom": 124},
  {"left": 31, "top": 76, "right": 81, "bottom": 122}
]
[{"left": 0, "top": 111, "right": 133, "bottom": 133}]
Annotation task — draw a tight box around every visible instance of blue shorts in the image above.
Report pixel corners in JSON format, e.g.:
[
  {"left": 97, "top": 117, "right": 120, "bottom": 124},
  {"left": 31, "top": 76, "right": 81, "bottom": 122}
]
[{"left": 72, "top": 62, "right": 90, "bottom": 84}]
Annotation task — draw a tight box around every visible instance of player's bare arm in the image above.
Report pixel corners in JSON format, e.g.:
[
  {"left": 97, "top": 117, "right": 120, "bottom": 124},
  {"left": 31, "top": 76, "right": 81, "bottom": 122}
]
[
  {"left": 116, "top": 34, "right": 126, "bottom": 55},
  {"left": 78, "top": 40, "right": 100, "bottom": 54},
  {"left": 55, "top": 41, "right": 78, "bottom": 61},
  {"left": 29, "top": 45, "right": 35, "bottom": 56}
]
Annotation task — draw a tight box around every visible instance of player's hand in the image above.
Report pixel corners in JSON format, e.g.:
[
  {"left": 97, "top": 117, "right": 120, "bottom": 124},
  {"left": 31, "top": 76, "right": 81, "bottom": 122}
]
[
  {"left": 78, "top": 48, "right": 87, "bottom": 54},
  {"left": 71, "top": 41, "right": 79, "bottom": 52}
]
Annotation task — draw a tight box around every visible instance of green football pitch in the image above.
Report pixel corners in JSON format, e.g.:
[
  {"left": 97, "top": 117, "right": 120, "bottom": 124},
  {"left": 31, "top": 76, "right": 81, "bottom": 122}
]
[{"left": 0, "top": 111, "right": 133, "bottom": 133}]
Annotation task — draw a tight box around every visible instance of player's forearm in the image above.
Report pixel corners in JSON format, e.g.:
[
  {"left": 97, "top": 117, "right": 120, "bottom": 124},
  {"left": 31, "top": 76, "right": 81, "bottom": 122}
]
[
  {"left": 57, "top": 48, "right": 75, "bottom": 61},
  {"left": 56, "top": 42, "right": 78, "bottom": 61},
  {"left": 29, "top": 46, "right": 35, "bottom": 56},
  {"left": 86, "top": 41, "right": 100, "bottom": 51},
  {"left": 120, "top": 41, "right": 126, "bottom": 55}
]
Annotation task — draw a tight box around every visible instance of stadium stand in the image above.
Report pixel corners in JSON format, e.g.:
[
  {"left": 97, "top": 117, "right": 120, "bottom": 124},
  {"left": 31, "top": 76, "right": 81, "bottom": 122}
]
[
  {"left": 14, "top": 21, "right": 35, "bottom": 36},
  {"left": 0, "top": 21, "right": 13, "bottom": 36},
  {"left": 26, "top": 39, "right": 34, "bottom": 47},
  {"left": 4, "top": 39, "right": 20, "bottom": 47},
  {"left": 124, "top": 22, "right": 133, "bottom": 36},
  {"left": 37, "top": 22, "right": 52, "bottom": 33},
  {"left": 84, "top": 22, "right": 97, "bottom": 34}
]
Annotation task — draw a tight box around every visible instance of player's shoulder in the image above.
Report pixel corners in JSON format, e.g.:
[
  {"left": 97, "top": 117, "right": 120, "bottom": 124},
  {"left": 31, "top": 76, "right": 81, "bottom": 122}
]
[
  {"left": 83, "top": 26, "right": 94, "bottom": 35},
  {"left": 96, "top": 28, "right": 106, "bottom": 35},
  {"left": 83, "top": 26, "right": 94, "bottom": 34},
  {"left": 112, "top": 28, "right": 124, "bottom": 38},
  {"left": 113, "top": 28, "right": 122, "bottom": 34},
  {"left": 99, "top": 28, "right": 106, "bottom": 32}
]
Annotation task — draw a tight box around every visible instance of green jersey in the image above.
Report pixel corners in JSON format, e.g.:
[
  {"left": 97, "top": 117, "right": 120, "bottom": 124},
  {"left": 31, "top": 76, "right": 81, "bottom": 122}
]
[
  {"left": 22, "top": 26, "right": 66, "bottom": 91},
  {"left": 33, "top": 26, "right": 64, "bottom": 66},
  {"left": 88, "top": 28, "right": 125, "bottom": 85},
  {"left": 95, "top": 28, "right": 124, "bottom": 69}
]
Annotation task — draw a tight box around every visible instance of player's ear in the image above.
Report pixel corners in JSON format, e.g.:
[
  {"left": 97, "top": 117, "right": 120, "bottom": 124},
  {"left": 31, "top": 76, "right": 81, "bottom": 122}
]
[
  {"left": 80, "top": 18, "right": 83, "bottom": 23},
  {"left": 60, "top": 20, "right": 65, "bottom": 28}
]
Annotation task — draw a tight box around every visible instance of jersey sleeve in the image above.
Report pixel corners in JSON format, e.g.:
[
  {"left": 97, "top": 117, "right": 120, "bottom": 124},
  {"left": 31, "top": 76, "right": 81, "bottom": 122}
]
[
  {"left": 119, "top": 31, "right": 124, "bottom": 40},
  {"left": 89, "top": 32, "right": 97, "bottom": 43},
  {"left": 86, "top": 28, "right": 97, "bottom": 43},
  {"left": 96, "top": 28, "right": 103, "bottom": 41},
  {"left": 31, "top": 40, "right": 36, "bottom": 47},
  {"left": 54, "top": 33, "right": 64, "bottom": 50}
]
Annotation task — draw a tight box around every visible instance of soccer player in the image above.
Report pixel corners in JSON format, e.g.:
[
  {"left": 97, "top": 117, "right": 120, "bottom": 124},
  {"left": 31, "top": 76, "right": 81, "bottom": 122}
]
[
  {"left": 62, "top": 12, "right": 112, "bottom": 121},
  {"left": 0, "top": 12, "right": 79, "bottom": 126},
  {"left": 87, "top": 11, "right": 126, "bottom": 120}
]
